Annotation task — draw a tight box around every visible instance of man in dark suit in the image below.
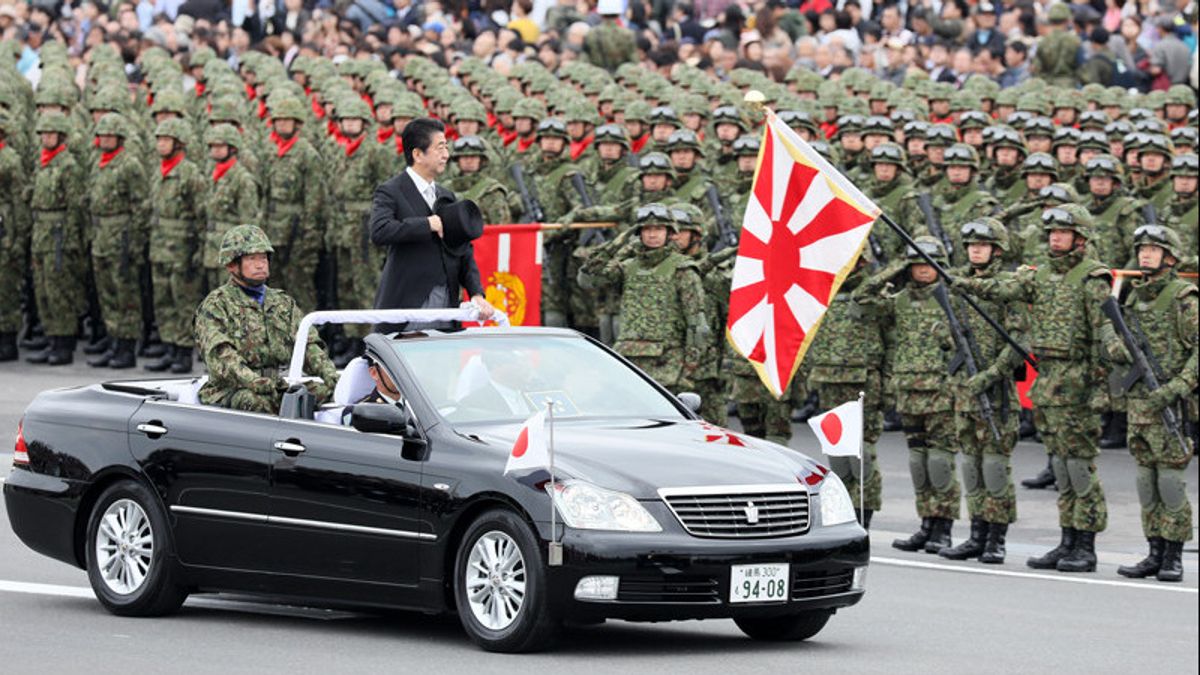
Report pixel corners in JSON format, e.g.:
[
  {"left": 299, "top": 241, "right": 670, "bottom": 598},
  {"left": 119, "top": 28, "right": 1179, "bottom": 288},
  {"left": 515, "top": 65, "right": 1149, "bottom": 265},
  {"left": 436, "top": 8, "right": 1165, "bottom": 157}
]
[{"left": 369, "top": 117, "right": 495, "bottom": 329}]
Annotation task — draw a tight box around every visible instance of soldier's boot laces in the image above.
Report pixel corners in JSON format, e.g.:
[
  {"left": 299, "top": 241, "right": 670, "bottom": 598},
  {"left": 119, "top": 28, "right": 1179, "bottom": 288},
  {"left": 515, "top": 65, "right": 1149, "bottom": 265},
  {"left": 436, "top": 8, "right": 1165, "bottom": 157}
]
[
  {"left": 170, "top": 348, "right": 193, "bottom": 375},
  {"left": 939, "top": 517, "right": 986, "bottom": 560},
  {"left": 923, "top": 518, "right": 953, "bottom": 554},
  {"left": 46, "top": 337, "right": 75, "bottom": 366},
  {"left": 144, "top": 345, "right": 178, "bottom": 372},
  {"left": 979, "top": 523, "right": 1008, "bottom": 564},
  {"left": 1021, "top": 457, "right": 1056, "bottom": 490},
  {"left": 1098, "top": 412, "right": 1127, "bottom": 450},
  {"left": 108, "top": 339, "right": 137, "bottom": 370},
  {"left": 1117, "top": 537, "right": 1164, "bottom": 578},
  {"left": 0, "top": 332, "right": 17, "bottom": 362},
  {"left": 892, "top": 518, "right": 932, "bottom": 552},
  {"left": 1156, "top": 541, "right": 1184, "bottom": 582},
  {"left": 1055, "top": 530, "right": 1097, "bottom": 573},
  {"left": 1027, "top": 527, "right": 1077, "bottom": 569}
]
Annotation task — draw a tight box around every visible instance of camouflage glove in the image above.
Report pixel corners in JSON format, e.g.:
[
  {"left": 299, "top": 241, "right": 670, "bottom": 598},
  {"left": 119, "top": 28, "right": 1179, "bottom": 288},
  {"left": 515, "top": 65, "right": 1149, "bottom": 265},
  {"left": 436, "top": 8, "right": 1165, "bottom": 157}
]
[
  {"left": 1104, "top": 339, "right": 1131, "bottom": 365},
  {"left": 686, "top": 313, "right": 712, "bottom": 349},
  {"left": 965, "top": 366, "right": 1001, "bottom": 397},
  {"left": 1146, "top": 379, "right": 1187, "bottom": 413},
  {"left": 250, "top": 375, "right": 286, "bottom": 397}
]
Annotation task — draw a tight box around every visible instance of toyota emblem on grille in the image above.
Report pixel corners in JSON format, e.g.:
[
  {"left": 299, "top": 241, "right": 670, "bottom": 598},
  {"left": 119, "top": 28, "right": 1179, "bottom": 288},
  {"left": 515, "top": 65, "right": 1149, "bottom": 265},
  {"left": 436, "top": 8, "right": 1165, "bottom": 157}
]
[{"left": 744, "top": 501, "right": 759, "bottom": 525}]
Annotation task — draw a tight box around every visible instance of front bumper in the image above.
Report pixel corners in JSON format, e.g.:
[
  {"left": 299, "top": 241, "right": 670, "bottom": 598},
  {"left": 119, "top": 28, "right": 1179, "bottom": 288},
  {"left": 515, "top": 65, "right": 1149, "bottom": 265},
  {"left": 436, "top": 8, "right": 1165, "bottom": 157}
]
[{"left": 542, "top": 520, "right": 869, "bottom": 622}]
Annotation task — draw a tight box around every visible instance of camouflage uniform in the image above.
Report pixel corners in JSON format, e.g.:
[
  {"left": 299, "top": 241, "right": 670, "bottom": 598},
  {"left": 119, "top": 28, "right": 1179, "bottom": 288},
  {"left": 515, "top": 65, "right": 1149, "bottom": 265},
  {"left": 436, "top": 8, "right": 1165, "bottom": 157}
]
[
  {"left": 864, "top": 143, "right": 918, "bottom": 261},
  {"left": 925, "top": 144, "right": 999, "bottom": 266},
  {"left": 0, "top": 115, "right": 29, "bottom": 356},
  {"left": 1033, "top": 7, "right": 1082, "bottom": 88},
  {"left": 670, "top": 204, "right": 726, "bottom": 424},
  {"left": 583, "top": 18, "right": 636, "bottom": 72},
  {"left": 1083, "top": 154, "right": 1140, "bottom": 267},
  {"left": 445, "top": 136, "right": 520, "bottom": 225},
  {"left": 1161, "top": 154, "right": 1198, "bottom": 257},
  {"left": 194, "top": 226, "right": 338, "bottom": 413},
  {"left": 202, "top": 124, "right": 260, "bottom": 292},
  {"left": 263, "top": 98, "right": 325, "bottom": 312},
  {"left": 530, "top": 118, "right": 588, "bottom": 327}
]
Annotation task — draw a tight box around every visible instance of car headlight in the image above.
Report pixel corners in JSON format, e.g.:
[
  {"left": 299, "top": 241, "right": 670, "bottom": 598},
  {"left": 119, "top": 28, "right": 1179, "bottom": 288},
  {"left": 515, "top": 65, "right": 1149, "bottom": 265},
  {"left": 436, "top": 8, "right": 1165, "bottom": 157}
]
[
  {"left": 550, "top": 480, "right": 662, "bottom": 532},
  {"left": 820, "top": 471, "right": 857, "bottom": 526}
]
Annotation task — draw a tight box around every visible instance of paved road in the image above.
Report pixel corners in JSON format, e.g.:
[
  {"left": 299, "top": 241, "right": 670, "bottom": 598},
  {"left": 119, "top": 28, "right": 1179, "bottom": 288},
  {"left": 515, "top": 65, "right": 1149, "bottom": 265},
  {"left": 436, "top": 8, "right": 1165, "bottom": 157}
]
[{"left": 1, "top": 362, "right": 1197, "bottom": 672}]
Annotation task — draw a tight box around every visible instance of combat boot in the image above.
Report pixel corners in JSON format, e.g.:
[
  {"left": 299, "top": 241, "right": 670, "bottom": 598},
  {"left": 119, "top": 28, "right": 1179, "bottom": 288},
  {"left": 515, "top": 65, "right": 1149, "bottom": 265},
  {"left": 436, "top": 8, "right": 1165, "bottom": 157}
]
[
  {"left": 143, "top": 344, "right": 177, "bottom": 372},
  {"left": 1018, "top": 409, "right": 1036, "bottom": 439},
  {"left": 939, "top": 517, "right": 986, "bottom": 560},
  {"left": 108, "top": 338, "right": 137, "bottom": 369},
  {"left": 82, "top": 333, "right": 110, "bottom": 355},
  {"left": 883, "top": 409, "right": 903, "bottom": 432},
  {"left": 25, "top": 342, "right": 52, "bottom": 364},
  {"left": 979, "top": 523, "right": 1008, "bottom": 564},
  {"left": 923, "top": 518, "right": 953, "bottom": 554},
  {"left": 46, "top": 337, "right": 75, "bottom": 366},
  {"left": 141, "top": 333, "right": 167, "bottom": 358},
  {"left": 87, "top": 341, "right": 116, "bottom": 367},
  {"left": 20, "top": 324, "right": 48, "bottom": 350},
  {"left": 1098, "top": 412, "right": 1127, "bottom": 449},
  {"left": 170, "top": 347, "right": 193, "bottom": 374},
  {"left": 1027, "top": 528, "right": 1076, "bottom": 569},
  {"left": 1155, "top": 541, "right": 1184, "bottom": 582},
  {"left": 1117, "top": 538, "right": 1164, "bottom": 578},
  {"left": 892, "top": 518, "right": 932, "bottom": 551},
  {"left": 0, "top": 332, "right": 17, "bottom": 362},
  {"left": 1021, "top": 456, "right": 1056, "bottom": 489},
  {"left": 1055, "top": 530, "right": 1097, "bottom": 573}
]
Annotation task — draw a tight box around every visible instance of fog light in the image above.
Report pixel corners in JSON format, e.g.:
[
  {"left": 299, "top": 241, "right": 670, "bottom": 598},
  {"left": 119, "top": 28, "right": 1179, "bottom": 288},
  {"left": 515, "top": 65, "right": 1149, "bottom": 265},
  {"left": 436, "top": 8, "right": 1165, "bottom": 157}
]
[
  {"left": 851, "top": 567, "right": 868, "bottom": 591},
  {"left": 574, "top": 575, "right": 620, "bottom": 601}
]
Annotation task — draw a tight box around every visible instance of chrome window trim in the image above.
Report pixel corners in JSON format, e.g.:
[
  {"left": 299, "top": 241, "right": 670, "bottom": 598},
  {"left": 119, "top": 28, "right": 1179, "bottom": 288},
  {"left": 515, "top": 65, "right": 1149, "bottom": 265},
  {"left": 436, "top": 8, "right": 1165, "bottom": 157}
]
[{"left": 170, "top": 505, "right": 436, "bottom": 541}]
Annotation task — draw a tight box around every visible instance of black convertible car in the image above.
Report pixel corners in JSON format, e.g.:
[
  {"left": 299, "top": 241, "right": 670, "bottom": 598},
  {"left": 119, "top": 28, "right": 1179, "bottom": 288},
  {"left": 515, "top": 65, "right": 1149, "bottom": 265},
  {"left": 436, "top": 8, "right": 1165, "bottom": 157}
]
[{"left": 5, "top": 324, "right": 868, "bottom": 652}]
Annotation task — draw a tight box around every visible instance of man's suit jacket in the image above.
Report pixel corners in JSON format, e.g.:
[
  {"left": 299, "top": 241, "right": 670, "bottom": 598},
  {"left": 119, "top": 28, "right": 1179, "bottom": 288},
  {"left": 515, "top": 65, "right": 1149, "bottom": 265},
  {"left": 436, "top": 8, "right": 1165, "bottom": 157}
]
[{"left": 369, "top": 171, "right": 484, "bottom": 320}]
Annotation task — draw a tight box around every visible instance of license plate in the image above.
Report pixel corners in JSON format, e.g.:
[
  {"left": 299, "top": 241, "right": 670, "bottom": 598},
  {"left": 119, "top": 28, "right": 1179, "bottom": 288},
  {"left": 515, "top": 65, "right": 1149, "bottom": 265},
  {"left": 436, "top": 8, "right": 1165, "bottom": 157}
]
[{"left": 729, "top": 563, "right": 790, "bottom": 604}]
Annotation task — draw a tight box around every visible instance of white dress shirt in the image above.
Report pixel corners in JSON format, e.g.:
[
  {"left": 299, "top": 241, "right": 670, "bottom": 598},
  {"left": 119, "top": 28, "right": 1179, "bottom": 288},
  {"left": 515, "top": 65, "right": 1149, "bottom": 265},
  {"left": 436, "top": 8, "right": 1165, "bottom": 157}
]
[{"left": 406, "top": 166, "right": 438, "bottom": 211}]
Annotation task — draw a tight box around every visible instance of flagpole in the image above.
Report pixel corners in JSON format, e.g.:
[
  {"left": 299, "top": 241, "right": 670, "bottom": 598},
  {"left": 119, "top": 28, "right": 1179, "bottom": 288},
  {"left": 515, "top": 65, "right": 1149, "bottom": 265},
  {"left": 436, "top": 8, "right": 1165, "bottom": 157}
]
[
  {"left": 857, "top": 390, "right": 865, "bottom": 527},
  {"left": 546, "top": 400, "right": 563, "bottom": 566}
]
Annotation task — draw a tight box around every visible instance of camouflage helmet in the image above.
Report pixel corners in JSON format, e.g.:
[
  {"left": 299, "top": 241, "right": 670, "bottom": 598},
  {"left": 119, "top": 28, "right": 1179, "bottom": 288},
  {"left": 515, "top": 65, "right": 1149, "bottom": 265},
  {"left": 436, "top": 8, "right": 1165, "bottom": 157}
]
[
  {"left": 1023, "top": 116, "right": 1056, "bottom": 138},
  {"left": 925, "top": 124, "right": 957, "bottom": 147},
  {"left": 648, "top": 105, "right": 680, "bottom": 127},
  {"left": 451, "top": 135, "right": 489, "bottom": 159},
  {"left": 536, "top": 117, "right": 568, "bottom": 139},
  {"left": 35, "top": 112, "right": 72, "bottom": 135},
  {"left": 1038, "top": 182, "right": 1081, "bottom": 206},
  {"left": 961, "top": 217, "right": 1009, "bottom": 252},
  {"left": 957, "top": 111, "right": 990, "bottom": 131},
  {"left": 34, "top": 83, "right": 76, "bottom": 109},
  {"left": 334, "top": 97, "right": 372, "bottom": 121},
  {"left": 93, "top": 112, "right": 127, "bottom": 138},
  {"left": 1139, "top": 133, "right": 1173, "bottom": 157},
  {"left": 1077, "top": 130, "right": 1109, "bottom": 153},
  {"left": 732, "top": 135, "right": 761, "bottom": 158},
  {"left": 1046, "top": 2, "right": 1071, "bottom": 22},
  {"left": 1164, "top": 84, "right": 1193, "bottom": 107},
  {"left": 207, "top": 97, "right": 244, "bottom": 125},
  {"left": 634, "top": 202, "right": 679, "bottom": 233},
  {"left": 1040, "top": 203, "right": 1093, "bottom": 240},
  {"left": 905, "top": 235, "right": 948, "bottom": 264},
  {"left": 1021, "top": 152, "right": 1058, "bottom": 178},
  {"left": 154, "top": 118, "right": 191, "bottom": 143},
  {"left": 666, "top": 128, "right": 703, "bottom": 154},
  {"left": 1052, "top": 126, "right": 1081, "bottom": 149},
  {"left": 1083, "top": 154, "right": 1123, "bottom": 179},
  {"left": 149, "top": 89, "right": 188, "bottom": 116},
  {"left": 593, "top": 123, "right": 629, "bottom": 149},
  {"left": 205, "top": 123, "right": 242, "bottom": 150},
  {"left": 622, "top": 100, "right": 651, "bottom": 124},
  {"left": 1170, "top": 126, "right": 1198, "bottom": 150},
  {"left": 669, "top": 203, "right": 705, "bottom": 235},
  {"left": 869, "top": 142, "right": 906, "bottom": 166},
  {"left": 862, "top": 115, "right": 894, "bottom": 137},
  {"left": 638, "top": 152, "right": 676, "bottom": 179},
  {"left": 835, "top": 114, "right": 865, "bottom": 137},
  {"left": 942, "top": 143, "right": 979, "bottom": 170},
  {"left": 1131, "top": 224, "right": 1183, "bottom": 259},
  {"left": 711, "top": 105, "right": 747, "bottom": 131},
  {"left": 1171, "top": 153, "right": 1199, "bottom": 177},
  {"left": 1078, "top": 110, "right": 1111, "bottom": 131},
  {"left": 270, "top": 97, "right": 307, "bottom": 122},
  {"left": 219, "top": 224, "right": 275, "bottom": 266},
  {"left": 1133, "top": 117, "right": 1167, "bottom": 134},
  {"left": 454, "top": 99, "right": 488, "bottom": 124}
]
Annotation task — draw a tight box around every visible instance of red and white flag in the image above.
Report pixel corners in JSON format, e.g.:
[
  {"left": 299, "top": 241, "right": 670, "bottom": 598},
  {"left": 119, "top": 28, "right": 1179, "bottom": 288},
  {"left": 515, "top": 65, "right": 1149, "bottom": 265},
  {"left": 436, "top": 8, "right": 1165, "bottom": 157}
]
[
  {"left": 727, "top": 112, "right": 881, "bottom": 398},
  {"left": 807, "top": 400, "right": 863, "bottom": 458},
  {"left": 504, "top": 409, "right": 549, "bottom": 474}
]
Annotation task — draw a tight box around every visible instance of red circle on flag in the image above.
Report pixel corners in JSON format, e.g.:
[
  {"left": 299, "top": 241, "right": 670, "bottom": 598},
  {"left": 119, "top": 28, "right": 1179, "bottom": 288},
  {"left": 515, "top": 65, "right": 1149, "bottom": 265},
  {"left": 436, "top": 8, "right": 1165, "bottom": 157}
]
[
  {"left": 512, "top": 427, "right": 529, "bottom": 458},
  {"left": 820, "top": 413, "right": 843, "bottom": 445}
]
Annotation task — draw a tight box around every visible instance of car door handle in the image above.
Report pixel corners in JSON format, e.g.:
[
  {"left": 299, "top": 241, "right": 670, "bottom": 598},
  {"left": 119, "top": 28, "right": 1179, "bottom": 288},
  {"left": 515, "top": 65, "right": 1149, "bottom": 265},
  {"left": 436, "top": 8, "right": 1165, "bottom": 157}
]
[
  {"left": 136, "top": 423, "right": 168, "bottom": 437},
  {"left": 273, "top": 440, "right": 306, "bottom": 455}
]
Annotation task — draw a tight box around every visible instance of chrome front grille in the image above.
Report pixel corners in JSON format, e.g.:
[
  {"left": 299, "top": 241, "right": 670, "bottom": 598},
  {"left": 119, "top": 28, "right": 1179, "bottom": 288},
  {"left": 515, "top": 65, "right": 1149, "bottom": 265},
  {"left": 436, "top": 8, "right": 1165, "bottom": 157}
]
[{"left": 658, "top": 485, "right": 811, "bottom": 538}]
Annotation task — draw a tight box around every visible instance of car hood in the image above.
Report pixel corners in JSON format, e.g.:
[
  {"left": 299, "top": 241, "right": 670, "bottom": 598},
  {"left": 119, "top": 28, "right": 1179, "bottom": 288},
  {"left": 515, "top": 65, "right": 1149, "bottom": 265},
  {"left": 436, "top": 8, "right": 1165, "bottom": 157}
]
[{"left": 464, "top": 418, "right": 829, "bottom": 499}]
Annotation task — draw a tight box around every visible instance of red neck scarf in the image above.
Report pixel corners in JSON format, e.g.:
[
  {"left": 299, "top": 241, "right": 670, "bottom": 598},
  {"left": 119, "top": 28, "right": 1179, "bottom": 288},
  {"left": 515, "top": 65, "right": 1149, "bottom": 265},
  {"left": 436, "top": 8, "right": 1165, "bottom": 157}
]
[
  {"left": 377, "top": 126, "right": 394, "bottom": 144},
  {"left": 146, "top": 93, "right": 154, "bottom": 107},
  {"left": 339, "top": 133, "right": 365, "bottom": 157},
  {"left": 245, "top": 83, "right": 257, "bottom": 101},
  {"left": 312, "top": 96, "right": 325, "bottom": 118},
  {"left": 327, "top": 119, "right": 341, "bottom": 139},
  {"left": 195, "top": 82, "right": 206, "bottom": 97},
  {"left": 212, "top": 157, "right": 237, "bottom": 182},
  {"left": 161, "top": 153, "right": 184, "bottom": 178},
  {"left": 630, "top": 134, "right": 649, "bottom": 154},
  {"left": 569, "top": 135, "right": 594, "bottom": 161},
  {"left": 486, "top": 112, "right": 498, "bottom": 129},
  {"left": 99, "top": 146, "right": 123, "bottom": 168},
  {"left": 500, "top": 129, "right": 518, "bottom": 146},
  {"left": 517, "top": 135, "right": 537, "bottom": 153},
  {"left": 40, "top": 144, "right": 66, "bottom": 168},
  {"left": 0, "top": 139, "right": 6, "bottom": 151},
  {"left": 257, "top": 99, "right": 268, "bottom": 120},
  {"left": 270, "top": 131, "right": 299, "bottom": 157},
  {"left": 394, "top": 134, "right": 404, "bottom": 157}
]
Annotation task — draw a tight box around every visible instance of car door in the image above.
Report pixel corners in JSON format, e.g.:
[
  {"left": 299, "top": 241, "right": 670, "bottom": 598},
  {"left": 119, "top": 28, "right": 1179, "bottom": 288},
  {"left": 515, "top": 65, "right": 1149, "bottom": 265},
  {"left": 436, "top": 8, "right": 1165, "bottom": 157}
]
[
  {"left": 128, "top": 398, "right": 278, "bottom": 572},
  {"left": 266, "top": 416, "right": 428, "bottom": 587}
]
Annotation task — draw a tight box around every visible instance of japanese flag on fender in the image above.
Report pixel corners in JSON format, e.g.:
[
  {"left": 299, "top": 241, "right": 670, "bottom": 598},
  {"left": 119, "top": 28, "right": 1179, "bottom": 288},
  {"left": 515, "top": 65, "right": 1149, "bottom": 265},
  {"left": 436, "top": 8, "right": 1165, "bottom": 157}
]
[
  {"left": 727, "top": 111, "right": 880, "bottom": 399},
  {"left": 505, "top": 409, "right": 549, "bottom": 474},
  {"left": 807, "top": 400, "right": 863, "bottom": 458}
]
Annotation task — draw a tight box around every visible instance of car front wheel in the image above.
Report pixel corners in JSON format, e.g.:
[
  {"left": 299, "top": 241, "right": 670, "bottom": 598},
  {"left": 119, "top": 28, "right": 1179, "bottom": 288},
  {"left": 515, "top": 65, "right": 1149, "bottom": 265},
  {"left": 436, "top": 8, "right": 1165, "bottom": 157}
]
[
  {"left": 735, "top": 610, "right": 833, "bottom": 641},
  {"left": 453, "top": 509, "right": 561, "bottom": 652}
]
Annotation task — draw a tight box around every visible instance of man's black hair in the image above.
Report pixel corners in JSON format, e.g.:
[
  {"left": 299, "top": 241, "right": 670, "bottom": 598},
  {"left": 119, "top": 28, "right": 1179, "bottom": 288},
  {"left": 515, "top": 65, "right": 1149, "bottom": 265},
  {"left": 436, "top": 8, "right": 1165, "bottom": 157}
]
[
  {"left": 1007, "top": 40, "right": 1028, "bottom": 56},
  {"left": 402, "top": 117, "right": 446, "bottom": 166}
]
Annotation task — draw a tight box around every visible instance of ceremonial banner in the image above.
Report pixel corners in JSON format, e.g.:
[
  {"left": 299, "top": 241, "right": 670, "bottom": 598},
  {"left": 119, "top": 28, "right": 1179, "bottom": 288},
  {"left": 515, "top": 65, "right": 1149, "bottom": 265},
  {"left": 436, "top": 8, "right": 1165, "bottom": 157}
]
[
  {"left": 470, "top": 224, "right": 544, "bottom": 326},
  {"left": 727, "top": 112, "right": 882, "bottom": 398}
]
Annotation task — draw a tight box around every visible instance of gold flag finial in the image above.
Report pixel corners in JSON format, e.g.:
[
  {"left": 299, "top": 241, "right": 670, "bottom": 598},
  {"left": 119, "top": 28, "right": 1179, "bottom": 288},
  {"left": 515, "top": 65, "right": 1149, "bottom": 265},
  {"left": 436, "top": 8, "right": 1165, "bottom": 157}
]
[{"left": 743, "top": 89, "right": 766, "bottom": 111}]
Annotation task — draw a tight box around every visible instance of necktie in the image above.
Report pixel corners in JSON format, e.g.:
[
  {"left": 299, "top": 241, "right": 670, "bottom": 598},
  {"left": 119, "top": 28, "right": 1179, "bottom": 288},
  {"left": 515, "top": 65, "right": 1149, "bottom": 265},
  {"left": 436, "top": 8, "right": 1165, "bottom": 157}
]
[{"left": 425, "top": 185, "right": 436, "bottom": 209}]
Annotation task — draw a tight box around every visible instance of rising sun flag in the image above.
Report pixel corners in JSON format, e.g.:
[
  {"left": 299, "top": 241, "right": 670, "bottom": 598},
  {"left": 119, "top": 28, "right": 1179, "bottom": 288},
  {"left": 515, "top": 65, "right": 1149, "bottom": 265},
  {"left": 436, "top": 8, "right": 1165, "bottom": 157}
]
[{"left": 727, "top": 111, "right": 882, "bottom": 399}]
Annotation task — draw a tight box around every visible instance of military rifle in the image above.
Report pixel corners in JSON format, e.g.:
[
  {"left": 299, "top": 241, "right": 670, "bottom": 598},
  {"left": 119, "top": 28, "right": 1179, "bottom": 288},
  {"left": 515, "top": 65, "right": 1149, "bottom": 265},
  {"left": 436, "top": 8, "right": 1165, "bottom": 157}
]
[
  {"left": 1141, "top": 202, "right": 1157, "bottom": 226},
  {"left": 569, "top": 173, "right": 607, "bottom": 247},
  {"left": 867, "top": 232, "right": 886, "bottom": 268},
  {"left": 706, "top": 186, "right": 739, "bottom": 253},
  {"left": 933, "top": 283, "right": 1002, "bottom": 441},
  {"left": 916, "top": 193, "right": 954, "bottom": 261},
  {"left": 1100, "top": 296, "right": 1190, "bottom": 453},
  {"left": 510, "top": 164, "right": 546, "bottom": 223}
]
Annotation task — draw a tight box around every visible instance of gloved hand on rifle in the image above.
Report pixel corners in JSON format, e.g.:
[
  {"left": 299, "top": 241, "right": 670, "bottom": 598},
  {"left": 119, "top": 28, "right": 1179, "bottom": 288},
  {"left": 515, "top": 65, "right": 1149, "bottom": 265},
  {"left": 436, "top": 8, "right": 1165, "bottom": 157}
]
[
  {"left": 1146, "top": 379, "right": 1187, "bottom": 413},
  {"left": 965, "top": 365, "right": 1001, "bottom": 397},
  {"left": 1104, "top": 338, "right": 1132, "bottom": 365},
  {"left": 686, "top": 313, "right": 712, "bottom": 349}
]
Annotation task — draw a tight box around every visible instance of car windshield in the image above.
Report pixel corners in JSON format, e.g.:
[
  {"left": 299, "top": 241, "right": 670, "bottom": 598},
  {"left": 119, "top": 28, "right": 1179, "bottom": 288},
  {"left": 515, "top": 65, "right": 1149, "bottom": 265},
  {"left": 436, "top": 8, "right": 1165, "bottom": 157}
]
[{"left": 390, "top": 334, "right": 684, "bottom": 424}]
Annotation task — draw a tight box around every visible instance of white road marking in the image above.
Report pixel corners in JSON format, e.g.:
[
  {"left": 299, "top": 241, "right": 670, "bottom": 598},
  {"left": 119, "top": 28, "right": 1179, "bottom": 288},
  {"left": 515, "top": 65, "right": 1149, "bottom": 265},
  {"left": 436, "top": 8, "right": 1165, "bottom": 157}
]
[{"left": 872, "top": 556, "right": 1198, "bottom": 594}]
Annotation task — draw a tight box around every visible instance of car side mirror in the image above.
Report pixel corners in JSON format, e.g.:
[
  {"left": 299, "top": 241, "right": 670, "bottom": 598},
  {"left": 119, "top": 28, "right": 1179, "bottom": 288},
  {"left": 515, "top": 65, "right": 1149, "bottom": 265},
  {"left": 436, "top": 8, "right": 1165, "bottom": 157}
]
[
  {"left": 350, "top": 403, "right": 408, "bottom": 435},
  {"left": 677, "top": 392, "right": 702, "bottom": 414}
]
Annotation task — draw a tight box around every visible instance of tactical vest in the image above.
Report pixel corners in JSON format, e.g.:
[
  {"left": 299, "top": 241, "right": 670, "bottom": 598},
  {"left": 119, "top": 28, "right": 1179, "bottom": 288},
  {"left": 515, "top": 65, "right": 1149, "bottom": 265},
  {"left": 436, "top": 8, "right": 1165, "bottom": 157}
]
[
  {"left": 617, "top": 253, "right": 686, "bottom": 343},
  {"left": 892, "top": 286, "right": 951, "bottom": 379},
  {"left": 1030, "top": 258, "right": 1109, "bottom": 358},
  {"left": 1124, "top": 278, "right": 1196, "bottom": 385},
  {"left": 807, "top": 289, "right": 883, "bottom": 372}
]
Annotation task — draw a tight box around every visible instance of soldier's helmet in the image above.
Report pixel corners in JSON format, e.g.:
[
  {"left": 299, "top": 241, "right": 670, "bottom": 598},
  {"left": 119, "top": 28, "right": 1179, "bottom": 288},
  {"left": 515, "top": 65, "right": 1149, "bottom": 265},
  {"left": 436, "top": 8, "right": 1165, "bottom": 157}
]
[
  {"left": 35, "top": 83, "right": 76, "bottom": 109},
  {"left": 593, "top": 123, "right": 630, "bottom": 149},
  {"left": 1052, "top": 127, "right": 1081, "bottom": 149},
  {"left": 93, "top": 112, "right": 128, "bottom": 138},
  {"left": 943, "top": 143, "right": 979, "bottom": 170},
  {"left": 639, "top": 152, "right": 676, "bottom": 180},
  {"left": 452, "top": 135, "right": 489, "bottom": 160},
  {"left": 905, "top": 235, "right": 947, "bottom": 264},
  {"left": 732, "top": 135, "right": 761, "bottom": 158},
  {"left": 1134, "top": 117, "right": 1167, "bottom": 134},
  {"left": 1164, "top": 84, "right": 1193, "bottom": 107},
  {"left": 666, "top": 128, "right": 703, "bottom": 154},
  {"left": 711, "top": 105, "right": 747, "bottom": 131},
  {"left": 454, "top": 100, "right": 488, "bottom": 124},
  {"left": 1171, "top": 153, "right": 1199, "bottom": 177},
  {"left": 1078, "top": 110, "right": 1111, "bottom": 131},
  {"left": 634, "top": 202, "right": 679, "bottom": 233},
  {"left": 869, "top": 142, "right": 906, "bottom": 166},
  {"left": 1037, "top": 182, "right": 1080, "bottom": 206},
  {"left": 961, "top": 217, "right": 1010, "bottom": 252},
  {"left": 1021, "top": 152, "right": 1058, "bottom": 178},
  {"left": 220, "top": 225, "right": 275, "bottom": 266},
  {"left": 862, "top": 115, "right": 894, "bottom": 137},
  {"left": 1083, "top": 154, "right": 1123, "bottom": 179},
  {"left": 1131, "top": 224, "right": 1183, "bottom": 260},
  {"left": 270, "top": 97, "right": 306, "bottom": 122},
  {"left": 1140, "top": 133, "right": 1174, "bottom": 158},
  {"left": 647, "top": 105, "right": 680, "bottom": 126},
  {"left": 957, "top": 111, "right": 990, "bottom": 131},
  {"left": 1040, "top": 203, "right": 1093, "bottom": 240},
  {"left": 925, "top": 123, "right": 957, "bottom": 148},
  {"left": 1077, "top": 130, "right": 1109, "bottom": 153},
  {"left": 334, "top": 97, "right": 372, "bottom": 121},
  {"left": 154, "top": 118, "right": 191, "bottom": 144},
  {"left": 669, "top": 203, "right": 705, "bottom": 235},
  {"left": 35, "top": 112, "right": 72, "bottom": 135},
  {"left": 1171, "top": 126, "right": 1198, "bottom": 150},
  {"left": 205, "top": 123, "right": 242, "bottom": 150},
  {"left": 536, "top": 117, "right": 568, "bottom": 139},
  {"left": 1023, "top": 116, "right": 1056, "bottom": 139}
]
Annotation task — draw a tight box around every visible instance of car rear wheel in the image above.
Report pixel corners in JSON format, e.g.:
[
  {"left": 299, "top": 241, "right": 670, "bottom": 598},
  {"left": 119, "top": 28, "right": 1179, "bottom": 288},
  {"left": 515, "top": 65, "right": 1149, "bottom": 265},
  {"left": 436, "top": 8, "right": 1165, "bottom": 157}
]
[
  {"left": 453, "top": 509, "right": 561, "bottom": 652},
  {"left": 85, "top": 481, "right": 187, "bottom": 616},
  {"left": 735, "top": 610, "right": 832, "bottom": 641}
]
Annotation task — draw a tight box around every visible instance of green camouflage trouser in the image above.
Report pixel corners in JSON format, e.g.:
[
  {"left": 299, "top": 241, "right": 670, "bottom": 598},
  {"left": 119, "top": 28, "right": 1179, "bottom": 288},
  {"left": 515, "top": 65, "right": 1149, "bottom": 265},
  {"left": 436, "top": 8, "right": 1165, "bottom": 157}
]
[
  {"left": 31, "top": 248, "right": 84, "bottom": 337},
  {"left": 152, "top": 262, "right": 203, "bottom": 347},
  {"left": 815, "top": 377, "right": 883, "bottom": 511},
  {"left": 93, "top": 254, "right": 142, "bottom": 340},
  {"left": 732, "top": 372, "right": 792, "bottom": 444},
  {"left": 901, "top": 410, "right": 961, "bottom": 520},
  {"left": 0, "top": 237, "right": 21, "bottom": 332},
  {"left": 1128, "top": 421, "right": 1194, "bottom": 542},
  {"left": 1035, "top": 405, "right": 1108, "bottom": 533},
  {"left": 623, "top": 349, "right": 685, "bottom": 393},
  {"left": 955, "top": 409, "right": 1018, "bottom": 524},
  {"left": 692, "top": 376, "right": 727, "bottom": 426}
]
